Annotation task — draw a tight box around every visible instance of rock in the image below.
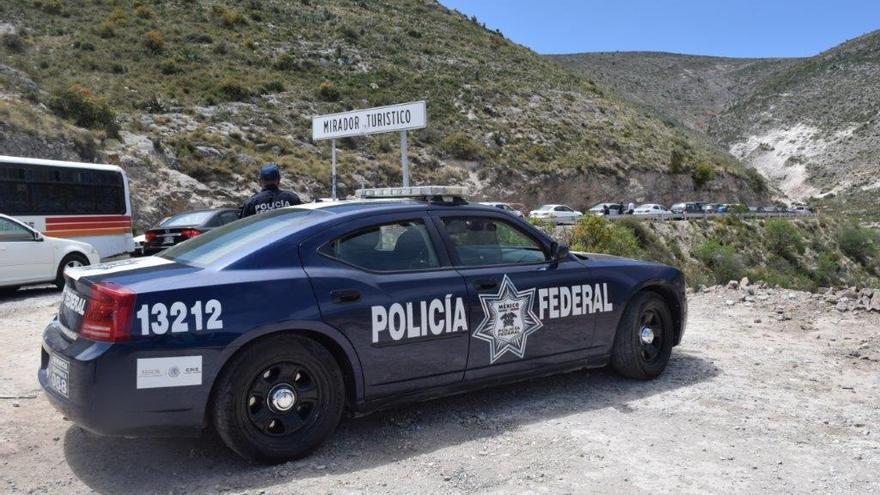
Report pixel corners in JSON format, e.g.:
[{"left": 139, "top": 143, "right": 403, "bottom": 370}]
[
  {"left": 869, "top": 293, "right": 880, "bottom": 312},
  {"left": 740, "top": 277, "right": 750, "bottom": 288},
  {"left": 194, "top": 145, "right": 224, "bottom": 160},
  {"left": 725, "top": 300, "right": 736, "bottom": 306},
  {"left": 754, "top": 318, "right": 762, "bottom": 324},
  {"left": 836, "top": 301, "right": 849, "bottom": 312},
  {"left": 838, "top": 289, "right": 857, "bottom": 300},
  {"left": 727, "top": 280, "right": 739, "bottom": 290},
  {"left": 697, "top": 285, "right": 707, "bottom": 293}
]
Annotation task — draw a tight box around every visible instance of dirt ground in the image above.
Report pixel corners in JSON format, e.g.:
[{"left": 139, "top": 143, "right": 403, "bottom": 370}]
[{"left": 0, "top": 284, "right": 878, "bottom": 494}]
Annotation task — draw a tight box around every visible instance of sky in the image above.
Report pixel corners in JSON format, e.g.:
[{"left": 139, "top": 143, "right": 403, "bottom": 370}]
[{"left": 439, "top": 0, "right": 880, "bottom": 58}]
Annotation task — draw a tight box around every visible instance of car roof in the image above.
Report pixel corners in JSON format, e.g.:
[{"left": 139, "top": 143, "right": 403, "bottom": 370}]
[{"left": 293, "top": 199, "right": 504, "bottom": 218}]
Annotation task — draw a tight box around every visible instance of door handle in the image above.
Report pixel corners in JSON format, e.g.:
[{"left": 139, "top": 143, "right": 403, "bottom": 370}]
[
  {"left": 330, "top": 289, "right": 361, "bottom": 304},
  {"left": 473, "top": 279, "right": 498, "bottom": 291}
]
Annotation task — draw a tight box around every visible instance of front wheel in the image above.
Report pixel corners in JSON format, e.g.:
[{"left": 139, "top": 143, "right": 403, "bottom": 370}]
[
  {"left": 212, "top": 335, "right": 345, "bottom": 464},
  {"left": 611, "top": 291, "right": 674, "bottom": 379},
  {"left": 54, "top": 253, "right": 90, "bottom": 288}
]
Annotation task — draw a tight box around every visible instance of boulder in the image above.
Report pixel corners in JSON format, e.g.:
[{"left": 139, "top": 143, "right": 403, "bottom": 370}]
[
  {"left": 870, "top": 293, "right": 880, "bottom": 312},
  {"left": 726, "top": 280, "right": 739, "bottom": 290},
  {"left": 739, "top": 277, "right": 750, "bottom": 288},
  {"left": 836, "top": 301, "right": 849, "bottom": 312}
]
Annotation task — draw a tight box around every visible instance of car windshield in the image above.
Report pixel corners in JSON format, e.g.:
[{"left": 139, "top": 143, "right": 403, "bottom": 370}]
[
  {"left": 160, "top": 211, "right": 216, "bottom": 227},
  {"left": 160, "top": 208, "right": 332, "bottom": 267},
  {"left": 537, "top": 205, "right": 555, "bottom": 211}
]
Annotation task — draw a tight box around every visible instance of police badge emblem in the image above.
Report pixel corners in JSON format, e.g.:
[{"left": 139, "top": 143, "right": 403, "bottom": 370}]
[{"left": 472, "top": 274, "right": 544, "bottom": 363}]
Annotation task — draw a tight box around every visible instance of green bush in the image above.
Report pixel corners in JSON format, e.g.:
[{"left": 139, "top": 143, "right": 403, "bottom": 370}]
[
  {"left": 745, "top": 167, "right": 767, "bottom": 194},
  {"left": 216, "top": 79, "right": 250, "bottom": 101},
  {"left": 259, "top": 80, "right": 285, "bottom": 94},
  {"left": 814, "top": 251, "right": 841, "bottom": 287},
  {"left": 669, "top": 148, "right": 686, "bottom": 174},
  {"left": 212, "top": 5, "right": 245, "bottom": 27},
  {"left": 95, "top": 20, "right": 116, "bottom": 39},
  {"left": 440, "top": 131, "right": 483, "bottom": 160},
  {"left": 2, "top": 33, "right": 26, "bottom": 52},
  {"left": 694, "top": 239, "right": 743, "bottom": 284},
  {"left": 318, "top": 81, "right": 339, "bottom": 101},
  {"left": 143, "top": 30, "right": 165, "bottom": 53},
  {"left": 48, "top": 85, "right": 119, "bottom": 137},
  {"left": 134, "top": 5, "right": 154, "bottom": 19},
  {"left": 765, "top": 219, "right": 804, "bottom": 260},
  {"left": 837, "top": 224, "right": 878, "bottom": 265},
  {"left": 569, "top": 215, "right": 641, "bottom": 259},
  {"left": 692, "top": 162, "right": 715, "bottom": 188}
]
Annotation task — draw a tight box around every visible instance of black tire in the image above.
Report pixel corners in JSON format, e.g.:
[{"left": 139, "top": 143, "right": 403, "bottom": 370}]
[
  {"left": 212, "top": 335, "right": 345, "bottom": 464},
  {"left": 611, "top": 291, "right": 674, "bottom": 380},
  {"left": 54, "top": 253, "right": 90, "bottom": 289}
]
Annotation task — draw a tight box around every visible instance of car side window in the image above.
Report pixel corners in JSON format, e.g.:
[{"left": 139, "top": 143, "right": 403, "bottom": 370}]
[
  {"left": 442, "top": 217, "right": 547, "bottom": 266},
  {"left": 0, "top": 218, "right": 34, "bottom": 242},
  {"left": 220, "top": 211, "right": 239, "bottom": 224},
  {"left": 320, "top": 220, "right": 440, "bottom": 272}
]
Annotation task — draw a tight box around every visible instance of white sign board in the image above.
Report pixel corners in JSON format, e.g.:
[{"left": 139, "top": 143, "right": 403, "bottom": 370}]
[{"left": 312, "top": 101, "right": 426, "bottom": 141}]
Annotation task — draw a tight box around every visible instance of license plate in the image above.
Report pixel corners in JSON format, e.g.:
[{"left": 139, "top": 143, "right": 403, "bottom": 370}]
[
  {"left": 48, "top": 354, "right": 70, "bottom": 398},
  {"left": 162, "top": 235, "right": 175, "bottom": 245}
]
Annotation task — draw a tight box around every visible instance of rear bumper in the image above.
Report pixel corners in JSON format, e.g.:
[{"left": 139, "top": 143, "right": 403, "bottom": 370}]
[{"left": 39, "top": 319, "right": 207, "bottom": 437}]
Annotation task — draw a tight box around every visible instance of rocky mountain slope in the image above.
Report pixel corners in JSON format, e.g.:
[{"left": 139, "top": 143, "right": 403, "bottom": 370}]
[
  {"left": 550, "top": 31, "right": 880, "bottom": 206},
  {"left": 549, "top": 52, "right": 796, "bottom": 133},
  {"left": 0, "top": 0, "right": 763, "bottom": 230}
]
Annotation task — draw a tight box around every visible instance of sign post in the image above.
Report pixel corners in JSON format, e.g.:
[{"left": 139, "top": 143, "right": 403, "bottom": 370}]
[
  {"left": 312, "top": 101, "right": 426, "bottom": 198},
  {"left": 400, "top": 131, "right": 409, "bottom": 187},
  {"left": 331, "top": 138, "right": 337, "bottom": 200}
]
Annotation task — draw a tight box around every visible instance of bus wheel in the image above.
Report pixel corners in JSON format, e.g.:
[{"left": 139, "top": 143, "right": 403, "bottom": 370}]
[{"left": 55, "top": 253, "right": 90, "bottom": 288}]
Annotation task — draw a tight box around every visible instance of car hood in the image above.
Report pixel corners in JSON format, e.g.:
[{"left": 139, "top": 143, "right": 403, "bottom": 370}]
[{"left": 571, "top": 251, "right": 668, "bottom": 267}]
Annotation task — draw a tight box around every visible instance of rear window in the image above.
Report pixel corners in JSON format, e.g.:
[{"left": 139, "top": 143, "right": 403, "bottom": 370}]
[
  {"left": 160, "top": 211, "right": 216, "bottom": 227},
  {"left": 160, "top": 208, "right": 331, "bottom": 267}
]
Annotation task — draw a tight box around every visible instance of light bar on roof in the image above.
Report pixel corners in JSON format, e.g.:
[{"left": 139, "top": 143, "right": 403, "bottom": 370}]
[{"left": 355, "top": 186, "right": 468, "bottom": 199}]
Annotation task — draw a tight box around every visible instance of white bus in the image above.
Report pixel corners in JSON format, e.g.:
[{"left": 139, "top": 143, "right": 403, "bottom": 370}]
[{"left": 0, "top": 155, "right": 135, "bottom": 259}]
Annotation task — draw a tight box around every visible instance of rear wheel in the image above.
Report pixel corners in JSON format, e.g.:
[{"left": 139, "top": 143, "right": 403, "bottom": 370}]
[
  {"left": 212, "top": 335, "right": 345, "bottom": 464},
  {"left": 611, "top": 291, "right": 673, "bottom": 379},
  {"left": 54, "top": 253, "right": 89, "bottom": 288}
]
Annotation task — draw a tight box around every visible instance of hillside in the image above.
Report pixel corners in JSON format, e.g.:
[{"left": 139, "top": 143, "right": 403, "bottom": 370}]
[
  {"left": 0, "top": 0, "right": 762, "bottom": 229},
  {"left": 548, "top": 31, "right": 880, "bottom": 206},
  {"left": 548, "top": 52, "right": 795, "bottom": 133},
  {"left": 712, "top": 30, "right": 880, "bottom": 202}
]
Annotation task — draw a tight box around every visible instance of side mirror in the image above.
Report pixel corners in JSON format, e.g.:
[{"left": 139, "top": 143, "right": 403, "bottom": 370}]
[
  {"left": 549, "top": 241, "right": 569, "bottom": 261},
  {"left": 33, "top": 232, "right": 44, "bottom": 242}
]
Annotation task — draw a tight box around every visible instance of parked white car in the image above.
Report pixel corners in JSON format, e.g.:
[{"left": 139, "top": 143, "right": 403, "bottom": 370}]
[
  {"left": 528, "top": 204, "right": 583, "bottom": 225},
  {"left": 0, "top": 214, "right": 100, "bottom": 294},
  {"left": 479, "top": 202, "right": 524, "bottom": 218},
  {"left": 633, "top": 204, "right": 673, "bottom": 216}
]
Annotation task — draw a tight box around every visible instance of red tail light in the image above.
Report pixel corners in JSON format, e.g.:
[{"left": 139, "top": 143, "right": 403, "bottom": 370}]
[
  {"left": 180, "top": 228, "right": 202, "bottom": 239},
  {"left": 145, "top": 231, "right": 157, "bottom": 242},
  {"left": 80, "top": 282, "right": 136, "bottom": 342}
]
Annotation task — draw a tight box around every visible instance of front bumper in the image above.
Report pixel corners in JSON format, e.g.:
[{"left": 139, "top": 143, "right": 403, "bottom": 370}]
[{"left": 39, "top": 319, "right": 207, "bottom": 437}]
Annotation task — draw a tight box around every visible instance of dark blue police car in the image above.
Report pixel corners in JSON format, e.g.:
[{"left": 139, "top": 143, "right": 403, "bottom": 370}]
[{"left": 39, "top": 186, "right": 686, "bottom": 463}]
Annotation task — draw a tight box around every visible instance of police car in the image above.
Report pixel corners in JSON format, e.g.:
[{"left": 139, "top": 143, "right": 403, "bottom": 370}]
[{"left": 39, "top": 186, "right": 686, "bottom": 463}]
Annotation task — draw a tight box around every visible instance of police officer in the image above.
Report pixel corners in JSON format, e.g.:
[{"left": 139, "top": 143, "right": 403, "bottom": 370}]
[{"left": 239, "top": 163, "right": 302, "bottom": 218}]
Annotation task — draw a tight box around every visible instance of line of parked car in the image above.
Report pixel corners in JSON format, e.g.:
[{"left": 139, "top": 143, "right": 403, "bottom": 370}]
[
  {"left": 480, "top": 200, "right": 815, "bottom": 225},
  {"left": 133, "top": 199, "right": 815, "bottom": 257}
]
